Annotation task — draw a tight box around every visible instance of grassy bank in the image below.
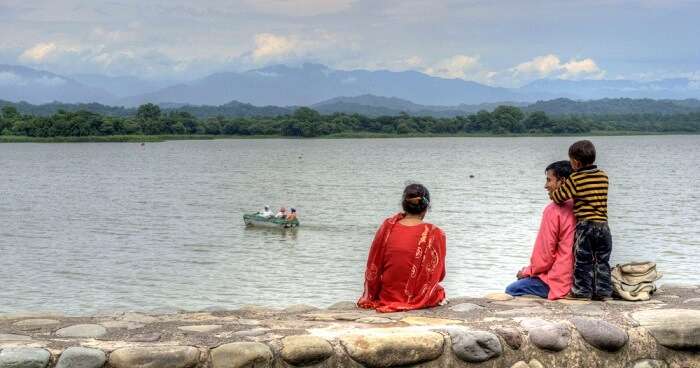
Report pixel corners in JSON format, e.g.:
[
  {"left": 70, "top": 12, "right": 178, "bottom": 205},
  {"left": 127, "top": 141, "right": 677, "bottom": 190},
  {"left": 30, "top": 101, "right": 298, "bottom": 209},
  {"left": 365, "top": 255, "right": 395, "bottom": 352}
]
[{"left": 1, "top": 131, "right": 697, "bottom": 143}]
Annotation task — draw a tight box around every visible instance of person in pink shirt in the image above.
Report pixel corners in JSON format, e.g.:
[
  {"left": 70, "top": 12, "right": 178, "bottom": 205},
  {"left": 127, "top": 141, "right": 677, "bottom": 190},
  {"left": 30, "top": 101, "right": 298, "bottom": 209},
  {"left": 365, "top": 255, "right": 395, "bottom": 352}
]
[{"left": 505, "top": 160, "right": 576, "bottom": 300}]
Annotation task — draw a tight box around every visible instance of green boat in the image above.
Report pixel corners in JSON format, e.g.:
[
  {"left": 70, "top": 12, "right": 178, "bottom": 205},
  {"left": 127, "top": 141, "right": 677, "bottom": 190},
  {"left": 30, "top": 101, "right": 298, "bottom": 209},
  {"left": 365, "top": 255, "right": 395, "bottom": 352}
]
[{"left": 243, "top": 213, "right": 300, "bottom": 228}]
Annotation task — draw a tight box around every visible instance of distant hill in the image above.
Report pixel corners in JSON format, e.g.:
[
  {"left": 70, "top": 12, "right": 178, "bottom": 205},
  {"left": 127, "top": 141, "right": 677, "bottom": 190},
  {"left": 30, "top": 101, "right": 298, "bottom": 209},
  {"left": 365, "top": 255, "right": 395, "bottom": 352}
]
[
  {"left": 0, "top": 99, "right": 292, "bottom": 118},
  {"left": 4, "top": 96, "right": 700, "bottom": 119},
  {"left": 520, "top": 78, "right": 700, "bottom": 100},
  {"left": 118, "top": 63, "right": 522, "bottom": 107},
  {"left": 312, "top": 94, "right": 528, "bottom": 117},
  {"left": 0, "top": 64, "right": 115, "bottom": 104},
  {"left": 523, "top": 98, "right": 700, "bottom": 115},
  {"left": 69, "top": 74, "right": 173, "bottom": 98},
  {"left": 2, "top": 63, "right": 699, "bottom": 107}
]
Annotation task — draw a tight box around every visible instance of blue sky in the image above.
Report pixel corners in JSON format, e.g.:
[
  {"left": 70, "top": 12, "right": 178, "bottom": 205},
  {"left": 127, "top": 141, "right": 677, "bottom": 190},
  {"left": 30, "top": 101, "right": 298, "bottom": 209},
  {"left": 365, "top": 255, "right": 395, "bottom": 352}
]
[{"left": 1, "top": 0, "right": 698, "bottom": 86}]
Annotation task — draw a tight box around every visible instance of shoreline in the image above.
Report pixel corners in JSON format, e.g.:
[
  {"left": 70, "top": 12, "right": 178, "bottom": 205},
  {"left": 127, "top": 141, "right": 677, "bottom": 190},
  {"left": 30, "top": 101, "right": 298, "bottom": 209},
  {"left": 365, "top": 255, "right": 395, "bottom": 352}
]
[
  {"left": 1, "top": 131, "right": 698, "bottom": 143},
  {"left": 2, "top": 285, "right": 699, "bottom": 368}
]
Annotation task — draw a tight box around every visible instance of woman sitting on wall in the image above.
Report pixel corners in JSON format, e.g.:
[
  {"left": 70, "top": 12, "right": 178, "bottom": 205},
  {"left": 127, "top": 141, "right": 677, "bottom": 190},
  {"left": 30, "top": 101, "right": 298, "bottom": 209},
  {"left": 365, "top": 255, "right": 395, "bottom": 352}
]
[{"left": 358, "top": 183, "right": 447, "bottom": 312}]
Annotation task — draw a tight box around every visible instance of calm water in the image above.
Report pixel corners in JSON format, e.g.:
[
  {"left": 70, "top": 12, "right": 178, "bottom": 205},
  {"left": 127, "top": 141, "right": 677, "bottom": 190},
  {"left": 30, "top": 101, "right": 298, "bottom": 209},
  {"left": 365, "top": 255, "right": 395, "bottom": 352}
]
[{"left": 1, "top": 136, "right": 699, "bottom": 315}]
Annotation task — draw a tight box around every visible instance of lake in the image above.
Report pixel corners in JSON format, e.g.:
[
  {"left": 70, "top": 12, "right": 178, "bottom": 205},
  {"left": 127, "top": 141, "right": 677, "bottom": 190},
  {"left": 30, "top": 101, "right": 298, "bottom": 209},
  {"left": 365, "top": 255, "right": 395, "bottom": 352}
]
[{"left": 1, "top": 135, "right": 698, "bottom": 315}]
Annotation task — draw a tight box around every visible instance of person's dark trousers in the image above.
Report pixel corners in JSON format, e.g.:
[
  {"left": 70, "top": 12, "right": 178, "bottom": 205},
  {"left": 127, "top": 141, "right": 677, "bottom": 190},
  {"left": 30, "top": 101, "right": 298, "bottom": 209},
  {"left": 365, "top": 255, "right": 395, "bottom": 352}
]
[
  {"left": 572, "top": 221, "right": 613, "bottom": 298},
  {"left": 505, "top": 277, "right": 550, "bottom": 299}
]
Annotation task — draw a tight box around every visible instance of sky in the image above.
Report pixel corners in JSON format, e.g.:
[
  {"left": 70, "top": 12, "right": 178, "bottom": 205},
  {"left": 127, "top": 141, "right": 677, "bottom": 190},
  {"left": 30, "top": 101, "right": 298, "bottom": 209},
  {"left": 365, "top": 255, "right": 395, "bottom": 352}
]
[{"left": 1, "top": 0, "right": 699, "bottom": 86}]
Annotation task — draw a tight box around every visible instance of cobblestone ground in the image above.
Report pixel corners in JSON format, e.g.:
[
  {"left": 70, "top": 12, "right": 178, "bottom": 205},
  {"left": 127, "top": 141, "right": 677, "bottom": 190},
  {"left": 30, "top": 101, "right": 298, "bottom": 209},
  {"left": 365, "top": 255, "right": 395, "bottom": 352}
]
[{"left": 1, "top": 286, "right": 699, "bottom": 368}]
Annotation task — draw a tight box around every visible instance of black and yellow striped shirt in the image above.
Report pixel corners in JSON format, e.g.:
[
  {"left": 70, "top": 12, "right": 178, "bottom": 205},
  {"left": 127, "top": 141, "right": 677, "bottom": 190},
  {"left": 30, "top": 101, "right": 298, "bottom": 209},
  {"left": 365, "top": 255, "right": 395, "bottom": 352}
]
[{"left": 550, "top": 165, "right": 609, "bottom": 222}]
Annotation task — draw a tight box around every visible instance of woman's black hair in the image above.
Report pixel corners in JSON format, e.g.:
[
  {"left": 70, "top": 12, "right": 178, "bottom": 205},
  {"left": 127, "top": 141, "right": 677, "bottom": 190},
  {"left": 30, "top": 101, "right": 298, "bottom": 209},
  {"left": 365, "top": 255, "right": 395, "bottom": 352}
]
[{"left": 402, "top": 183, "right": 430, "bottom": 214}]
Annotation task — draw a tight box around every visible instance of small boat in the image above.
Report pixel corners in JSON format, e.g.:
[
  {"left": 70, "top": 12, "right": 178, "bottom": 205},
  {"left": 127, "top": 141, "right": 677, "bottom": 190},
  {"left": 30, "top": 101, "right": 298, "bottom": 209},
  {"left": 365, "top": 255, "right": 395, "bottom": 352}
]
[{"left": 243, "top": 213, "right": 300, "bottom": 228}]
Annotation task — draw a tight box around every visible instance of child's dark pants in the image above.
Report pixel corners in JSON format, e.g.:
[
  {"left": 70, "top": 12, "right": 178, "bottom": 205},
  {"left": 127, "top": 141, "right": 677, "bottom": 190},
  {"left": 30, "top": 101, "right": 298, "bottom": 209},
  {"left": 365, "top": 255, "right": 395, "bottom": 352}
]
[{"left": 572, "top": 221, "right": 613, "bottom": 298}]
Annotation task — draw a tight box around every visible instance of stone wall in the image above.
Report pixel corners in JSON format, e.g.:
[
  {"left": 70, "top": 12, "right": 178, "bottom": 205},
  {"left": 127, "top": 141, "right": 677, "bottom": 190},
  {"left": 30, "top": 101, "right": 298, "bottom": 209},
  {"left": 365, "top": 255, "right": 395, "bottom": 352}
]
[{"left": 2, "top": 286, "right": 699, "bottom": 368}]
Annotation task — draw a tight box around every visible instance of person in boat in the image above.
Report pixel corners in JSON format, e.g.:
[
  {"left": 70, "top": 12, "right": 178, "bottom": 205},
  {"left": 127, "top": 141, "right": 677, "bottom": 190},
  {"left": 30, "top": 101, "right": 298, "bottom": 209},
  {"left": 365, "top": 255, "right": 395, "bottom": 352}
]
[
  {"left": 275, "top": 207, "right": 287, "bottom": 218},
  {"left": 505, "top": 160, "right": 576, "bottom": 300},
  {"left": 259, "top": 205, "right": 273, "bottom": 218},
  {"left": 358, "top": 183, "right": 446, "bottom": 313},
  {"left": 285, "top": 208, "right": 297, "bottom": 221}
]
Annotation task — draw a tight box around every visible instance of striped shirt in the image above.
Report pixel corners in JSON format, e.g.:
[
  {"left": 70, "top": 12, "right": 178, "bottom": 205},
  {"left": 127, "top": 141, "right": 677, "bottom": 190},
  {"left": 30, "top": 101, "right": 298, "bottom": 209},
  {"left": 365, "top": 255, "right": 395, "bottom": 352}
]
[{"left": 550, "top": 165, "right": 609, "bottom": 222}]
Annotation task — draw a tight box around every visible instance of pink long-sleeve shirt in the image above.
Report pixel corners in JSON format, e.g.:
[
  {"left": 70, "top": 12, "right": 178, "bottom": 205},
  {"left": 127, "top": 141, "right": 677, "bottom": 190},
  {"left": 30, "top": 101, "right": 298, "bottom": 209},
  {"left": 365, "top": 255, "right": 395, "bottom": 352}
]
[{"left": 520, "top": 200, "right": 576, "bottom": 300}]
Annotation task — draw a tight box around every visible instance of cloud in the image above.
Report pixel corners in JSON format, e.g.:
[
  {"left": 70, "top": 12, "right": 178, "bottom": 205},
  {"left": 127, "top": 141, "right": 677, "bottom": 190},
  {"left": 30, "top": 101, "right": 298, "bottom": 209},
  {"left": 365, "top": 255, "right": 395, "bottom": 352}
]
[
  {"left": 511, "top": 54, "right": 605, "bottom": 80},
  {"left": 0, "top": 71, "right": 65, "bottom": 86},
  {"left": 250, "top": 31, "right": 339, "bottom": 63},
  {"left": 424, "top": 55, "right": 480, "bottom": 79},
  {"left": 0, "top": 71, "right": 23, "bottom": 86},
  {"left": 252, "top": 33, "right": 298, "bottom": 60},
  {"left": 19, "top": 42, "right": 57, "bottom": 62},
  {"left": 243, "top": 0, "right": 356, "bottom": 16}
]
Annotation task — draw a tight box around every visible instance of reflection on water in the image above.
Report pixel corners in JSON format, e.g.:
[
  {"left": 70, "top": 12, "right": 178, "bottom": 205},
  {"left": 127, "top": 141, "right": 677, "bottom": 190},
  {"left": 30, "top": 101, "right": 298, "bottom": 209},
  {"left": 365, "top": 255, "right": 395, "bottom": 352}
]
[{"left": 1, "top": 135, "right": 699, "bottom": 315}]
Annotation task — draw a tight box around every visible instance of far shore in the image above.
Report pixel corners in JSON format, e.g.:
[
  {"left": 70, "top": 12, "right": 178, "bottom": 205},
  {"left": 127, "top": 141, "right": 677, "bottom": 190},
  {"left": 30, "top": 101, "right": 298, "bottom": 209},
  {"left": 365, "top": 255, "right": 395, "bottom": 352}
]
[{"left": 1, "top": 131, "right": 698, "bottom": 143}]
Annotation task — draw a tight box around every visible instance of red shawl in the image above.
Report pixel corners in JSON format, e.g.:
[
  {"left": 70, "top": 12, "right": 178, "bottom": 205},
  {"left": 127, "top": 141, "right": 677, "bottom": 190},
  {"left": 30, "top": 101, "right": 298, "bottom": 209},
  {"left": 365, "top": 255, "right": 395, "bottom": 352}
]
[{"left": 357, "top": 213, "right": 446, "bottom": 312}]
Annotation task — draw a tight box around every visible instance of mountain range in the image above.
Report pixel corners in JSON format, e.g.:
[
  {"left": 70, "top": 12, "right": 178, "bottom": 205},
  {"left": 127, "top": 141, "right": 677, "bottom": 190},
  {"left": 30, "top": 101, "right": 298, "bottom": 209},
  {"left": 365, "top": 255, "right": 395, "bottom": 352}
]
[{"left": 1, "top": 63, "right": 699, "bottom": 107}]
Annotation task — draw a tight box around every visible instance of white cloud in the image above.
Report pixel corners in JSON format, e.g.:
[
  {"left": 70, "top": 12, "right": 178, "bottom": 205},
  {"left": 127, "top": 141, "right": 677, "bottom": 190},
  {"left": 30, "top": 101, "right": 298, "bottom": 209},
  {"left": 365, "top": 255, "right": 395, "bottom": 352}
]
[
  {"left": 19, "top": 42, "right": 57, "bottom": 62},
  {"left": 511, "top": 54, "right": 605, "bottom": 80},
  {"left": 250, "top": 31, "right": 339, "bottom": 63},
  {"left": 252, "top": 33, "right": 298, "bottom": 60},
  {"left": 0, "top": 71, "right": 65, "bottom": 86},
  {"left": 424, "top": 54, "right": 480, "bottom": 79}
]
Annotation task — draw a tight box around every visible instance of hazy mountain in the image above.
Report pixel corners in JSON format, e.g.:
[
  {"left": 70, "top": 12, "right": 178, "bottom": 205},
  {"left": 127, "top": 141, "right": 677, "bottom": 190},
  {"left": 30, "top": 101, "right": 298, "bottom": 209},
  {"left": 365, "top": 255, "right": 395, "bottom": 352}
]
[
  {"left": 312, "top": 94, "right": 528, "bottom": 117},
  {"left": 70, "top": 74, "right": 174, "bottom": 98},
  {"left": 118, "top": 63, "right": 522, "bottom": 107},
  {"left": 0, "top": 64, "right": 114, "bottom": 104},
  {"left": 523, "top": 98, "right": 700, "bottom": 115},
  {"left": 520, "top": 78, "right": 700, "bottom": 100},
  {"left": 3, "top": 63, "right": 700, "bottom": 108}
]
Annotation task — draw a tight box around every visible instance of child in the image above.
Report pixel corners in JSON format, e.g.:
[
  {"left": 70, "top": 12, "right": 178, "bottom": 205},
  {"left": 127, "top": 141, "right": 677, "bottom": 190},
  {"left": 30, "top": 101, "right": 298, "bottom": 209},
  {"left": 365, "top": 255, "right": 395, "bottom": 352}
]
[{"left": 549, "top": 140, "right": 612, "bottom": 300}]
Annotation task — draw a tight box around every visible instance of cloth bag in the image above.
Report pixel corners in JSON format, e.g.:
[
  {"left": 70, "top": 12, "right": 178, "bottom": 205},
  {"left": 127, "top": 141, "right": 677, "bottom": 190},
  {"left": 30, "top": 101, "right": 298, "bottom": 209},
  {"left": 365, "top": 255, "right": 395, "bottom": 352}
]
[{"left": 611, "top": 261, "right": 662, "bottom": 301}]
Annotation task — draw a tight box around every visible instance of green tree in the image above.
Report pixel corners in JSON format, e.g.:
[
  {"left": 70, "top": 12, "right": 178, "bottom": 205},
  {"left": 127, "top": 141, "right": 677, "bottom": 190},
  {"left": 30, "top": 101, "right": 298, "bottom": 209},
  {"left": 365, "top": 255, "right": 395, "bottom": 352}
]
[{"left": 136, "top": 103, "right": 161, "bottom": 121}]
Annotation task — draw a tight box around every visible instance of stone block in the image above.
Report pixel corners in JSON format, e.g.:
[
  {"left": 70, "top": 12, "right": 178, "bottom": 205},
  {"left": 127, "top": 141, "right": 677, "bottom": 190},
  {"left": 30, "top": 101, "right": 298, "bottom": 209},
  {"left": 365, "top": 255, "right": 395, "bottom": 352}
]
[
  {"left": 56, "top": 347, "right": 106, "bottom": 368},
  {"left": 280, "top": 335, "right": 333, "bottom": 366},
  {"left": 340, "top": 329, "right": 444, "bottom": 367},
  {"left": 109, "top": 346, "right": 199, "bottom": 368},
  {"left": 0, "top": 348, "right": 50, "bottom": 368},
  {"left": 211, "top": 342, "right": 272, "bottom": 368}
]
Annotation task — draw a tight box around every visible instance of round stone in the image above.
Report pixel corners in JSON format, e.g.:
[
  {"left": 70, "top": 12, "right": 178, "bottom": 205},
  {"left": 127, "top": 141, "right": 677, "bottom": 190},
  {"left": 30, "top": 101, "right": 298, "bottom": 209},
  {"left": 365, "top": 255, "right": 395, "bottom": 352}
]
[
  {"left": 326, "top": 301, "right": 357, "bottom": 310},
  {"left": 528, "top": 359, "right": 545, "bottom": 368},
  {"left": 632, "top": 309, "right": 700, "bottom": 350},
  {"left": 511, "top": 362, "right": 529, "bottom": 368},
  {"left": 100, "top": 321, "right": 144, "bottom": 330},
  {"left": 109, "top": 346, "right": 200, "bottom": 368},
  {"left": 528, "top": 321, "right": 570, "bottom": 351},
  {"left": 12, "top": 319, "right": 61, "bottom": 331},
  {"left": 177, "top": 325, "right": 222, "bottom": 333},
  {"left": 283, "top": 304, "right": 319, "bottom": 314},
  {"left": 280, "top": 335, "right": 334, "bottom": 365},
  {"left": 356, "top": 317, "right": 394, "bottom": 324},
  {"left": 0, "top": 348, "right": 50, "bottom": 368},
  {"left": 446, "top": 327, "right": 502, "bottom": 363},
  {"left": 485, "top": 292, "right": 514, "bottom": 301},
  {"left": 493, "top": 326, "right": 522, "bottom": 350},
  {"left": 625, "top": 359, "right": 668, "bottom": 368},
  {"left": 340, "top": 329, "right": 444, "bottom": 367},
  {"left": 449, "top": 303, "right": 485, "bottom": 313},
  {"left": 571, "top": 317, "right": 628, "bottom": 351},
  {"left": 56, "top": 347, "right": 106, "bottom": 368},
  {"left": 211, "top": 342, "right": 273, "bottom": 368},
  {"left": 55, "top": 324, "right": 107, "bottom": 338}
]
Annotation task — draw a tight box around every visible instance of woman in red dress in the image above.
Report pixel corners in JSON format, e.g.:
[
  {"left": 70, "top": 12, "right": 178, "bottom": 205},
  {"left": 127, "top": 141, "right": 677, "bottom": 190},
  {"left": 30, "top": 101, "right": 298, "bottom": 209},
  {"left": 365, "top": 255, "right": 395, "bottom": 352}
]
[{"left": 358, "top": 183, "right": 446, "bottom": 312}]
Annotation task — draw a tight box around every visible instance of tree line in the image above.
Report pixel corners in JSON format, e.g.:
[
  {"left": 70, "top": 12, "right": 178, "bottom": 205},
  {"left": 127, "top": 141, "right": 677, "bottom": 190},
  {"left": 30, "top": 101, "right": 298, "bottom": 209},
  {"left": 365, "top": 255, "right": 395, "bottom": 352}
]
[{"left": 1, "top": 103, "right": 699, "bottom": 138}]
